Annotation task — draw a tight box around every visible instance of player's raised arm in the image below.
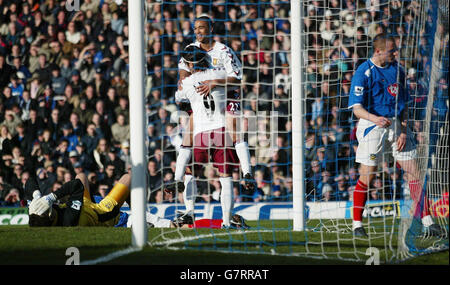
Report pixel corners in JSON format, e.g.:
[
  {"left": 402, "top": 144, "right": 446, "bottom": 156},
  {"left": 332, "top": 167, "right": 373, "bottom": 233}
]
[{"left": 30, "top": 178, "right": 85, "bottom": 216}]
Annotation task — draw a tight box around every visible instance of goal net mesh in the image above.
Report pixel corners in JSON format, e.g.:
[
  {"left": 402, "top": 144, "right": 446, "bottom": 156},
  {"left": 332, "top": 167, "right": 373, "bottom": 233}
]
[{"left": 141, "top": 0, "right": 448, "bottom": 263}]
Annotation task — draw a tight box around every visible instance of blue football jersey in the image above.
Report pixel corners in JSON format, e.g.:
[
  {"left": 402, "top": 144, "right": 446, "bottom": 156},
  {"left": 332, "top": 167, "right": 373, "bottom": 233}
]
[{"left": 348, "top": 59, "right": 409, "bottom": 118}]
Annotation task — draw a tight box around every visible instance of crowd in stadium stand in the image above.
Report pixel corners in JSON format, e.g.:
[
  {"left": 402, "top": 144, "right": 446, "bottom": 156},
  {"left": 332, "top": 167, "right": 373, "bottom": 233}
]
[{"left": 0, "top": 0, "right": 446, "bottom": 207}]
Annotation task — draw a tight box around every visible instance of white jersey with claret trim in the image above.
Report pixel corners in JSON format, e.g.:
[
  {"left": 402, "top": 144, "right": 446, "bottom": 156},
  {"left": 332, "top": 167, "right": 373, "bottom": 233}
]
[
  {"left": 175, "top": 68, "right": 228, "bottom": 137},
  {"left": 178, "top": 41, "right": 242, "bottom": 80}
]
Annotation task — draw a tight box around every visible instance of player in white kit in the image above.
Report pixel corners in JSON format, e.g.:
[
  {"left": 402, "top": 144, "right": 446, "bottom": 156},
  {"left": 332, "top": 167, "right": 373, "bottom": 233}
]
[
  {"left": 168, "top": 15, "right": 253, "bottom": 225},
  {"left": 174, "top": 46, "right": 241, "bottom": 228}
]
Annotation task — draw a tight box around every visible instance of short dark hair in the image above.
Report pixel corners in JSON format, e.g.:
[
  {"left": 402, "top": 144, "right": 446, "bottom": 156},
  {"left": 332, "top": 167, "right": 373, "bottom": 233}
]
[
  {"left": 372, "top": 34, "right": 395, "bottom": 51},
  {"left": 181, "top": 46, "right": 210, "bottom": 70},
  {"left": 195, "top": 15, "right": 214, "bottom": 28}
]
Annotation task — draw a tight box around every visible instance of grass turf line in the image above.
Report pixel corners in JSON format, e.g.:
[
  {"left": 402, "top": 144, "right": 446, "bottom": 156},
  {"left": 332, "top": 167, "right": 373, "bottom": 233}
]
[{"left": 0, "top": 220, "right": 447, "bottom": 265}]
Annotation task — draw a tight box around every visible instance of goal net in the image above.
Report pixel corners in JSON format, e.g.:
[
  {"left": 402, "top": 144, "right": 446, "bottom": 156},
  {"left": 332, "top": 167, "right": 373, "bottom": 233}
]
[
  {"left": 140, "top": 0, "right": 448, "bottom": 263},
  {"left": 396, "top": 0, "right": 449, "bottom": 259}
]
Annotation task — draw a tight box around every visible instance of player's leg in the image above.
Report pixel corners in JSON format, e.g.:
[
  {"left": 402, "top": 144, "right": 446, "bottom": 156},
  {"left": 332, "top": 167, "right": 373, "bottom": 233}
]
[
  {"left": 226, "top": 108, "right": 254, "bottom": 191},
  {"left": 127, "top": 211, "right": 173, "bottom": 228},
  {"left": 75, "top": 172, "right": 91, "bottom": 201},
  {"left": 352, "top": 163, "right": 377, "bottom": 236},
  {"left": 219, "top": 173, "right": 234, "bottom": 227},
  {"left": 183, "top": 173, "right": 197, "bottom": 213},
  {"left": 97, "top": 173, "right": 131, "bottom": 214},
  {"left": 213, "top": 127, "right": 238, "bottom": 227},
  {"left": 227, "top": 115, "right": 251, "bottom": 174},
  {"left": 181, "top": 119, "right": 199, "bottom": 216},
  {"left": 169, "top": 113, "right": 197, "bottom": 215},
  {"left": 392, "top": 120, "right": 445, "bottom": 237},
  {"left": 397, "top": 158, "right": 445, "bottom": 236},
  {"left": 352, "top": 119, "right": 385, "bottom": 236},
  {"left": 172, "top": 132, "right": 208, "bottom": 226},
  {"left": 174, "top": 147, "right": 191, "bottom": 183},
  {"left": 107, "top": 173, "right": 131, "bottom": 206},
  {"left": 86, "top": 174, "right": 131, "bottom": 227},
  {"left": 174, "top": 113, "right": 194, "bottom": 183}
]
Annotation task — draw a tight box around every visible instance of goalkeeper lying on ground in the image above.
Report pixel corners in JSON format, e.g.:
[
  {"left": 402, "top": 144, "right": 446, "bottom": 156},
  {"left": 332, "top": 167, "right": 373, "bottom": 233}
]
[{"left": 26, "top": 172, "right": 248, "bottom": 229}]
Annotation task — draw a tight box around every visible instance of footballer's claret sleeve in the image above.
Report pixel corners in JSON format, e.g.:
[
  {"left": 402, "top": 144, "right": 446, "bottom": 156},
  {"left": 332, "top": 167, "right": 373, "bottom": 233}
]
[{"left": 221, "top": 45, "right": 242, "bottom": 80}]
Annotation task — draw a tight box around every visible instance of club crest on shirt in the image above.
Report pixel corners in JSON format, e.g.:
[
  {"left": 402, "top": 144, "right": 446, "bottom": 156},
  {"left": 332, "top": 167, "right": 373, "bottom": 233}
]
[
  {"left": 387, "top": 83, "right": 399, "bottom": 97},
  {"left": 212, "top": 58, "right": 218, "bottom": 66}
]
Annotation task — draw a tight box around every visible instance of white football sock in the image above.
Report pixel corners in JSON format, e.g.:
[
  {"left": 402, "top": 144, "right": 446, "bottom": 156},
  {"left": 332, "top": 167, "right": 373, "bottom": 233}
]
[
  {"left": 352, "top": 220, "right": 363, "bottom": 231},
  {"left": 235, "top": 141, "right": 251, "bottom": 175},
  {"left": 422, "top": 215, "right": 433, "bottom": 227},
  {"left": 174, "top": 147, "right": 191, "bottom": 181},
  {"left": 183, "top": 174, "right": 197, "bottom": 213},
  {"left": 219, "top": 176, "right": 234, "bottom": 226}
]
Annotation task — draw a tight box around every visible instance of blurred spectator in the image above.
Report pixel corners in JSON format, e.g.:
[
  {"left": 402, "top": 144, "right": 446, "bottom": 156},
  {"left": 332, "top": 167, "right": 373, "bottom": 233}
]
[
  {"left": 334, "top": 174, "right": 349, "bottom": 201},
  {"left": 254, "top": 170, "right": 270, "bottom": 200},
  {"left": 93, "top": 138, "right": 109, "bottom": 172},
  {"left": 50, "top": 64, "right": 67, "bottom": 95},
  {"left": 322, "top": 183, "right": 334, "bottom": 202},
  {"left": 384, "top": 168, "right": 403, "bottom": 200},
  {"left": 61, "top": 123, "right": 78, "bottom": 152},
  {"left": 74, "top": 98, "right": 94, "bottom": 127},
  {"left": 269, "top": 175, "right": 287, "bottom": 202},
  {"left": 347, "top": 167, "right": 358, "bottom": 187},
  {"left": 304, "top": 132, "right": 318, "bottom": 163},
  {"left": 106, "top": 147, "right": 125, "bottom": 177},
  {"left": 111, "top": 113, "right": 129, "bottom": 145},
  {"left": 11, "top": 123, "right": 33, "bottom": 155},
  {"left": 369, "top": 177, "right": 383, "bottom": 201},
  {"left": 100, "top": 163, "right": 117, "bottom": 191},
  {"left": 1, "top": 188, "right": 22, "bottom": 206},
  {"left": 306, "top": 160, "right": 322, "bottom": 201},
  {"left": 147, "top": 159, "right": 162, "bottom": 202}
]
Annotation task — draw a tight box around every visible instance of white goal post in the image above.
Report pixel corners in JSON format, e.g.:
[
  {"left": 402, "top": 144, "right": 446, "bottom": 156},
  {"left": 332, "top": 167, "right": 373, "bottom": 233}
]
[
  {"left": 291, "top": 0, "right": 306, "bottom": 231},
  {"left": 128, "top": 0, "right": 148, "bottom": 248}
]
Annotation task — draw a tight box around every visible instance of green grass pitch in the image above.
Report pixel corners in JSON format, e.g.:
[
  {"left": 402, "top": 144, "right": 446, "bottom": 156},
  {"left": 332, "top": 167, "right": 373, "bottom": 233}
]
[{"left": 0, "top": 219, "right": 447, "bottom": 265}]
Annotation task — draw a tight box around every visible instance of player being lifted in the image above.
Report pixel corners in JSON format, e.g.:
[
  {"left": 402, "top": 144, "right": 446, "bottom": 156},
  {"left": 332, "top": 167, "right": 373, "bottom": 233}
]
[
  {"left": 169, "top": 15, "right": 254, "bottom": 224},
  {"left": 348, "top": 34, "right": 445, "bottom": 238},
  {"left": 173, "top": 45, "right": 241, "bottom": 228}
]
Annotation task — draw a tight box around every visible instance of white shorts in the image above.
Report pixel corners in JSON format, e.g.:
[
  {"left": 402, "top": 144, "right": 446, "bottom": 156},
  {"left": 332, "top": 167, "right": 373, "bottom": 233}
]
[{"left": 355, "top": 118, "right": 417, "bottom": 167}]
